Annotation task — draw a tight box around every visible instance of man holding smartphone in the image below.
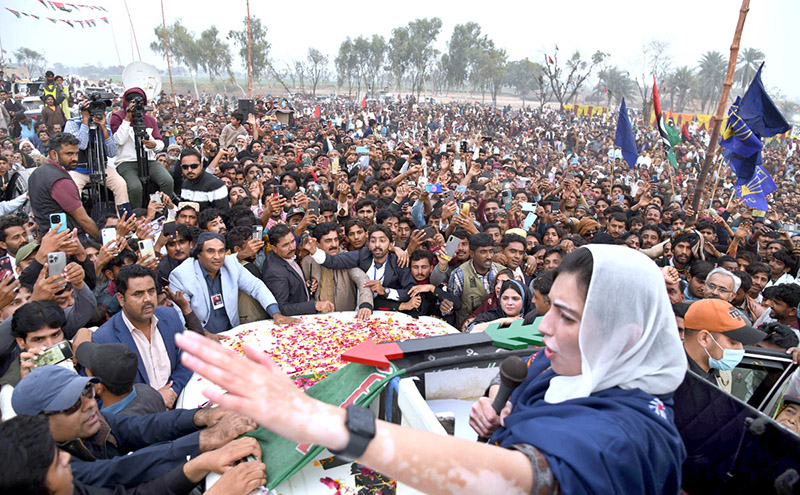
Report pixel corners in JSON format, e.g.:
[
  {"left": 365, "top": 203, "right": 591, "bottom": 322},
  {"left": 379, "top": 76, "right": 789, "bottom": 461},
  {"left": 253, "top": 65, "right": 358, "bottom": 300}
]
[{"left": 28, "top": 133, "right": 99, "bottom": 238}]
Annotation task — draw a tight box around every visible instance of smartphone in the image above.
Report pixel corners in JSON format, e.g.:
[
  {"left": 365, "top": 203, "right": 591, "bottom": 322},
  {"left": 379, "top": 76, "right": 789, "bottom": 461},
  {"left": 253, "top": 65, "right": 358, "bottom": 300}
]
[
  {"left": 421, "top": 225, "right": 437, "bottom": 240},
  {"left": 252, "top": 225, "right": 263, "bottom": 239},
  {"left": 308, "top": 200, "right": 320, "bottom": 216},
  {"left": 34, "top": 341, "right": 73, "bottom": 367},
  {"left": 752, "top": 210, "right": 766, "bottom": 218},
  {"left": 425, "top": 184, "right": 443, "bottom": 193},
  {"left": 271, "top": 184, "right": 283, "bottom": 196},
  {"left": 138, "top": 239, "right": 155, "bottom": 261},
  {"left": 501, "top": 189, "right": 513, "bottom": 210},
  {"left": 444, "top": 235, "right": 461, "bottom": 259},
  {"left": 521, "top": 202, "right": 538, "bottom": 212},
  {"left": 460, "top": 203, "right": 470, "bottom": 216},
  {"left": 49, "top": 213, "right": 67, "bottom": 234},
  {"left": 0, "top": 256, "right": 13, "bottom": 281},
  {"left": 443, "top": 190, "right": 455, "bottom": 204},
  {"left": 550, "top": 202, "right": 560, "bottom": 213},
  {"left": 460, "top": 141, "right": 468, "bottom": 153},
  {"left": 456, "top": 184, "right": 467, "bottom": 194},
  {"left": 331, "top": 157, "right": 340, "bottom": 175},
  {"left": 302, "top": 157, "right": 312, "bottom": 166},
  {"left": 359, "top": 155, "right": 370, "bottom": 171},
  {"left": 149, "top": 193, "right": 161, "bottom": 204},
  {"left": 47, "top": 252, "right": 67, "bottom": 279},
  {"left": 523, "top": 212, "right": 538, "bottom": 231},
  {"left": 616, "top": 194, "right": 624, "bottom": 203},
  {"left": 101, "top": 227, "right": 116, "bottom": 248},
  {"left": 162, "top": 221, "right": 176, "bottom": 238},
  {"left": 356, "top": 146, "right": 369, "bottom": 154}
]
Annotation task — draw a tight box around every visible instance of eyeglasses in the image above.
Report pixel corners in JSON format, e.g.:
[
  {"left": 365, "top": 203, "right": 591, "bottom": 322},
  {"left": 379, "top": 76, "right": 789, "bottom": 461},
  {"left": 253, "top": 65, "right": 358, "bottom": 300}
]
[
  {"left": 704, "top": 282, "right": 733, "bottom": 296},
  {"left": 43, "top": 383, "right": 95, "bottom": 416},
  {"left": 181, "top": 163, "right": 201, "bottom": 170}
]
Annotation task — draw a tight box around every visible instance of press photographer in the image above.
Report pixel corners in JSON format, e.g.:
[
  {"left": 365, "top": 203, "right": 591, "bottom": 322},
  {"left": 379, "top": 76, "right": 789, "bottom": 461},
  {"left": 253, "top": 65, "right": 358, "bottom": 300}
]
[
  {"left": 64, "top": 93, "right": 132, "bottom": 216},
  {"left": 110, "top": 88, "right": 174, "bottom": 209}
]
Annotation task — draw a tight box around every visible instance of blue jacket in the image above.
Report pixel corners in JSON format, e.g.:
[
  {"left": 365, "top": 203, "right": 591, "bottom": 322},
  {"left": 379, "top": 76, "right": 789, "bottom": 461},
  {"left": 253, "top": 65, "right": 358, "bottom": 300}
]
[
  {"left": 67, "top": 408, "right": 201, "bottom": 488},
  {"left": 92, "top": 307, "right": 192, "bottom": 397},
  {"left": 169, "top": 255, "right": 279, "bottom": 331}
]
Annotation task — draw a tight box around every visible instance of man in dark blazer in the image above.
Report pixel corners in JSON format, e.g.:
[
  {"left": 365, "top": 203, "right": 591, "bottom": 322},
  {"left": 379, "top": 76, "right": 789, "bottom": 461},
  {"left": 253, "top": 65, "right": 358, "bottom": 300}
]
[
  {"left": 92, "top": 264, "right": 192, "bottom": 409},
  {"left": 261, "top": 224, "right": 335, "bottom": 316},
  {"left": 303, "top": 224, "right": 415, "bottom": 310}
]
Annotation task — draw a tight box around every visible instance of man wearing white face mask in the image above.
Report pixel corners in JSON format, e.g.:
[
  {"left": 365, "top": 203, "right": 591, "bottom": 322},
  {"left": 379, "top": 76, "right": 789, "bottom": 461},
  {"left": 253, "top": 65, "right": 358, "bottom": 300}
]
[{"left": 682, "top": 299, "right": 767, "bottom": 388}]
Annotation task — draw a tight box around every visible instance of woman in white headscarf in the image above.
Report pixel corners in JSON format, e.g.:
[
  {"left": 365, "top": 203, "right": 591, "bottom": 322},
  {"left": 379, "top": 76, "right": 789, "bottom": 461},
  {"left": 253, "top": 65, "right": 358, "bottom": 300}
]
[{"left": 174, "top": 245, "right": 688, "bottom": 495}]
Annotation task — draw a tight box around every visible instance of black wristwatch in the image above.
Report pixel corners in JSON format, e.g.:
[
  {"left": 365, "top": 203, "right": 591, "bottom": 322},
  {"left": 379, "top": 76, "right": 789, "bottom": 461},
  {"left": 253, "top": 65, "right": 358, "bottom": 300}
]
[{"left": 329, "top": 404, "right": 376, "bottom": 462}]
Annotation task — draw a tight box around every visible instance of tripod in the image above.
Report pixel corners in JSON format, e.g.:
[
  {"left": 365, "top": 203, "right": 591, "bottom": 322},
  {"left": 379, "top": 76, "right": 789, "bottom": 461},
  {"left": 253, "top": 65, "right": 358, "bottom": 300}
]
[
  {"left": 85, "top": 122, "right": 114, "bottom": 219},
  {"left": 132, "top": 107, "right": 151, "bottom": 200}
]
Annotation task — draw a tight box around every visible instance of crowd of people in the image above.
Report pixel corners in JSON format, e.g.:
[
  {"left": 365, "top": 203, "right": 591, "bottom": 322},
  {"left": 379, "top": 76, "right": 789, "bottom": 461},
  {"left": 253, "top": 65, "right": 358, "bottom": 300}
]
[{"left": 0, "top": 67, "right": 799, "bottom": 494}]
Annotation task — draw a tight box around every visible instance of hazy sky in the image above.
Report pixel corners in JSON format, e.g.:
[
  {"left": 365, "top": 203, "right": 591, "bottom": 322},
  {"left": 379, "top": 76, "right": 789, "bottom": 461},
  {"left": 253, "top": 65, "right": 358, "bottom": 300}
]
[{"left": 2, "top": 0, "right": 798, "bottom": 99}]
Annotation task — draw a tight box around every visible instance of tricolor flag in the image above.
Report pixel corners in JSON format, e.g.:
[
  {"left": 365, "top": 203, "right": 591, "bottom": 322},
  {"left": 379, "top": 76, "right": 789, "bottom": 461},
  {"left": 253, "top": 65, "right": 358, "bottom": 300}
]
[
  {"left": 100, "top": 16, "right": 108, "bottom": 23},
  {"left": 653, "top": 76, "right": 678, "bottom": 169}
]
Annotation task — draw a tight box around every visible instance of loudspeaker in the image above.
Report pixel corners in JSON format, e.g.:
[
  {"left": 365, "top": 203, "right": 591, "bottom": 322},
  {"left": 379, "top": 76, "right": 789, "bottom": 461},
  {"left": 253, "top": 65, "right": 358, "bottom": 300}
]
[{"left": 238, "top": 99, "right": 255, "bottom": 119}]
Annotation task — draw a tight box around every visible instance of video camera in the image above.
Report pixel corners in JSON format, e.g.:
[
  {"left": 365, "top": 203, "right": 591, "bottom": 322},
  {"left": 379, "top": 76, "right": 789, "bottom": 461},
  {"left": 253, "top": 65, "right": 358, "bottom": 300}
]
[
  {"left": 127, "top": 93, "right": 148, "bottom": 139},
  {"left": 81, "top": 91, "right": 114, "bottom": 119}
]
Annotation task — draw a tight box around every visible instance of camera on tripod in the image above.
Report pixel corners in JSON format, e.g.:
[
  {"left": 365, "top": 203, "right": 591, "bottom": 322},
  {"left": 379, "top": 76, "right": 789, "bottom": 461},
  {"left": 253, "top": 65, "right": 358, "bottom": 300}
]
[
  {"left": 81, "top": 91, "right": 114, "bottom": 121},
  {"left": 127, "top": 93, "right": 148, "bottom": 139}
]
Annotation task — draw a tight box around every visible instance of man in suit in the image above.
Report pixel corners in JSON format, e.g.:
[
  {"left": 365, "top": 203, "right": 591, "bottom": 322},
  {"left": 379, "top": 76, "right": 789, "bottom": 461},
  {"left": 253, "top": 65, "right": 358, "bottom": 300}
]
[
  {"left": 169, "top": 232, "right": 299, "bottom": 335},
  {"left": 301, "top": 222, "right": 374, "bottom": 319},
  {"left": 93, "top": 264, "right": 192, "bottom": 409},
  {"left": 261, "top": 224, "right": 335, "bottom": 316},
  {"left": 303, "top": 225, "right": 415, "bottom": 310}
]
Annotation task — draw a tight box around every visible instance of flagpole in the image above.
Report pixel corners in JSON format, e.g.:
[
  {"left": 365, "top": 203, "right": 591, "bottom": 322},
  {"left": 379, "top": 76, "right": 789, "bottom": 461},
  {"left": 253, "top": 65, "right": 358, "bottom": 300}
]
[
  {"left": 159, "top": 0, "right": 176, "bottom": 101},
  {"left": 121, "top": 0, "right": 141, "bottom": 61},
  {"left": 690, "top": 0, "right": 750, "bottom": 217},
  {"left": 246, "top": 0, "right": 253, "bottom": 98}
]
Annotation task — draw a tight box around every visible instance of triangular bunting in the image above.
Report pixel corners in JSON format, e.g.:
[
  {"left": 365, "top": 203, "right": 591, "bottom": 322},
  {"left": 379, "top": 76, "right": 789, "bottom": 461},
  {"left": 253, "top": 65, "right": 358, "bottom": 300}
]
[
  {"left": 47, "top": 17, "right": 57, "bottom": 22},
  {"left": 5, "top": 8, "right": 21, "bottom": 18},
  {"left": 100, "top": 16, "right": 108, "bottom": 23},
  {"left": 38, "top": 0, "right": 50, "bottom": 8}
]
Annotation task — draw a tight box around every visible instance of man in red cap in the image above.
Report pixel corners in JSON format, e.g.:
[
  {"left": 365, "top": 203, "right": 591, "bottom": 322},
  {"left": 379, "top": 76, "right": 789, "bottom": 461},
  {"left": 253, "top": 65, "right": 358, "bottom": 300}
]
[{"left": 682, "top": 298, "right": 767, "bottom": 386}]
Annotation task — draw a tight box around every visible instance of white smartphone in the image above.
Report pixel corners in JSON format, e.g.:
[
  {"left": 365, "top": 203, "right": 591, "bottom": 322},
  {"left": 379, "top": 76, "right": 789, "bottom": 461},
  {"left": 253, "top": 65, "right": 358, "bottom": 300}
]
[
  {"left": 523, "top": 212, "right": 538, "bottom": 231},
  {"left": 47, "top": 252, "right": 67, "bottom": 285},
  {"left": 521, "top": 202, "right": 538, "bottom": 212},
  {"left": 138, "top": 239, "right": 155, "bottom": 261},
  {"left": 101, "top": 227, "right": 116, "bottom": 248},
  {"left": 445, "top": 235, "right": 461, "bottom": 259}
]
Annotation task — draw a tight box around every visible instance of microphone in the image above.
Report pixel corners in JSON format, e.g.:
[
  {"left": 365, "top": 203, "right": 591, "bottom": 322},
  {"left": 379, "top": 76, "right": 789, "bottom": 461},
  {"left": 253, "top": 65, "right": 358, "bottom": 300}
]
[{"left": 491, "top": 355, "right": 528, "bottom": 414}]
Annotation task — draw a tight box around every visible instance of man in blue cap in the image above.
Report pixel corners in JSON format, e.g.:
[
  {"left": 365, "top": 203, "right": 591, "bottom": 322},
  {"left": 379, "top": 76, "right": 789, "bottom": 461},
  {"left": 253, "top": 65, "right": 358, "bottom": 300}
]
[{"left": 12, "top": 366, "right": 257, "bottom": 489}]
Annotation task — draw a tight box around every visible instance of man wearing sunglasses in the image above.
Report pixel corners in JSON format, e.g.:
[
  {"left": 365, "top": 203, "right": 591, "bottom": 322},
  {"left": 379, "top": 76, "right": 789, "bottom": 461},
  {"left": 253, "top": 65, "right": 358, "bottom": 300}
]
[
  {"left": 176, "top": 148, "right": 230, "bottom": 214},
  {"left": 12, "top": 365, "right": 257, "bottom": 489}
]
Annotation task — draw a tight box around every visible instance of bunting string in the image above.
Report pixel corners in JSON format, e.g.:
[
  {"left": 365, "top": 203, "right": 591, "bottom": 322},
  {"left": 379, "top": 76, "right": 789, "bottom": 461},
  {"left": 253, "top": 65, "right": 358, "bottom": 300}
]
[{"left": 4, "top": 6, "right": 106, "bottom": 27}]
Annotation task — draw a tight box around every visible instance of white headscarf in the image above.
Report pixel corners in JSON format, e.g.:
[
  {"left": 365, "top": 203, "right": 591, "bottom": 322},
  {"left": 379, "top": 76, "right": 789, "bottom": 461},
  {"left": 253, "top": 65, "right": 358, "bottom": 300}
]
[{"left": 545, "top": 244, "right": 687, "bottom": 403}]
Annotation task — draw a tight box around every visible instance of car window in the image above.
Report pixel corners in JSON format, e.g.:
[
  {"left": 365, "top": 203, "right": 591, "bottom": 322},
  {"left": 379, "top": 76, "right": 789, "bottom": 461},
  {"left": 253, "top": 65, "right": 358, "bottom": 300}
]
[{"left": 730, "top": 358, "right": 786, "bottom": 408}]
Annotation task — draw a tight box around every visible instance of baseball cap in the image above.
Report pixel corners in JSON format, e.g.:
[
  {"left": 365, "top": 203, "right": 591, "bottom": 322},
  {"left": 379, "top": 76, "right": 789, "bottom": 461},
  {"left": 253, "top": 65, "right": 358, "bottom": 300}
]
[
  {"left": 782, "top": 394, "right": 800, "bottom": 407},
  {"left": 286, "top": 207, "right": 305, "bottom": 220},
  {"left": 15, "top": 242, "right": 39, "bottom": 265},
  {"left": 12, "top": 366, "right": 99, "bottom": 416},
  {"left": 684, "top": 298, "right": 767, "bottom": 345},
  {"left": 76, "top": 342, "right": 138, "bottom": 392}
]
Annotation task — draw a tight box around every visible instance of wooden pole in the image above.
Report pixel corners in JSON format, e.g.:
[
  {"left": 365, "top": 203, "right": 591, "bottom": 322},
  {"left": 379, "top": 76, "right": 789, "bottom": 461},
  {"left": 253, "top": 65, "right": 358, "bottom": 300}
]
[
  {"left": 246, "top": 0, "right": 253, "bottom": 98},
  {"left": 160, "top": 0, "right": 176, "bottom": 101},
  {"left": 691, "top": 0, "right": 750, "bottom": 216}
]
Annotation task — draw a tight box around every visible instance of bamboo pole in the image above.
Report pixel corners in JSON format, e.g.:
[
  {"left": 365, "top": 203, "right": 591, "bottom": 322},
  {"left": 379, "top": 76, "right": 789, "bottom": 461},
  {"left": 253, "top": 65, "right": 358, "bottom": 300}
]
[
  {"left": 160, "top": 0, "right": 176, "bottom": 102},
  {"left": 691, "top": 0, "right": 750, "bottom": 216},
  {"left": 246, "top": 0, "right": 253, "bottom": 98}
]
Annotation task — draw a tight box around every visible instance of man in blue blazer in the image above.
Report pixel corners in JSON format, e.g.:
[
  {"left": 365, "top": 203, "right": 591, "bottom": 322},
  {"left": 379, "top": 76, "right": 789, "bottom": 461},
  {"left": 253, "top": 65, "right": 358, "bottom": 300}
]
[
  {"left": 93, "top": 264, "right": 192, "bottom": 409},
  {"left": 169, "top": 232, "right": 299, "bottom": 335},
  {"left": 303, "top": 224, "right": 415, "bottom": 309}
]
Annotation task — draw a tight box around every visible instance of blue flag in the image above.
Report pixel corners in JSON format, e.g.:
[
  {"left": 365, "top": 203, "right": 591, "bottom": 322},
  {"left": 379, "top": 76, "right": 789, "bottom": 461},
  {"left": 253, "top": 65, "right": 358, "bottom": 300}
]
[
  {"left": 723, "top": 146, "right": 761, "bottom": 187},
  {"left": 734, "top": 165, "right": 777, "bottom": 210},
  {"left": 720, "top": 97, "right": 762, "bottom": 159},
  {"left": 738, "top": 63, "right": 791, "bottom": 138},
  {"left": 614, "top": 98, "right": 637, "bottom": 168}
]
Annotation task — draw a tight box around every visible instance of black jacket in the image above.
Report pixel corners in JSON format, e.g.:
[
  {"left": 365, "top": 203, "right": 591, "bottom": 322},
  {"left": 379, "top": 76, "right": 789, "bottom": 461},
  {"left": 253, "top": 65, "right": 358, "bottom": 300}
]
[
  {"left": 260, "top": 251, "right": 316, "bottom": 316},
  {"left": 73, "top": 465, "right": 196, "bottom": 495},
  {"left": 318, "top": 247, "right": 415, "bottom": 302}
]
